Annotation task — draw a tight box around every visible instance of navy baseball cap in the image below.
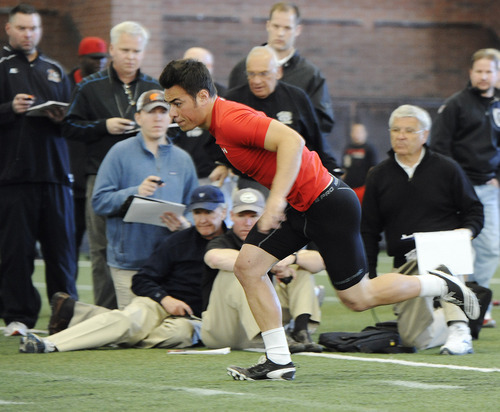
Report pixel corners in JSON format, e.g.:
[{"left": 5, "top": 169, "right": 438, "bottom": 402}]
[{"left": 187, "top": 185, "right": 225, "bottom": 211}]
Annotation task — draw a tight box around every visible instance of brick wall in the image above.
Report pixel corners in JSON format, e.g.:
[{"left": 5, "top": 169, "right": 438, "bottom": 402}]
[{"left": 2, "top": 0, "right": 499, "bottom": 157}]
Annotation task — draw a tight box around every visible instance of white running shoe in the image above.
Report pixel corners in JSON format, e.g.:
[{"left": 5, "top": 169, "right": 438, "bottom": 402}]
[
  {"left": 3, "top": 321, "right": 28, "bottom": 337},
  {"left": 440, "top": 323, "right": 474, "bottom": 355}
]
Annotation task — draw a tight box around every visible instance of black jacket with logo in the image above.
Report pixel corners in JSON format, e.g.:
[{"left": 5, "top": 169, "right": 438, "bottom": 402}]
[
  {"left": 0, "top": 46, "right": 72, "bottom": 186},
  {"left": 228, "top": 48, "right": 334, "bottom": 135}
]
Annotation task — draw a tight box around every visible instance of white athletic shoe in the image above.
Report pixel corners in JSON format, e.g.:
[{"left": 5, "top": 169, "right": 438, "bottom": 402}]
[
  {"left": 440, "top": 323, "right": 473, "bottom": 355},
  {"left": 3, "top": 321, "right": 28, "bottom": 337}
]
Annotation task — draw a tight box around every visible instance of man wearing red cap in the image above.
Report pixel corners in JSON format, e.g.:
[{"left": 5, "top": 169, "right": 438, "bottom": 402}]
[
  {"left": 67, "top": 37, "right": 109, "bottom": 272},
  {"left": 69, "top": 37, "right": 108, "bottom": 86}
]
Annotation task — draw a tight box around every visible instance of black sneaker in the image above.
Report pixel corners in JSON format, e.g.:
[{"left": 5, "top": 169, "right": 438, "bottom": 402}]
[
  {"left": 19, "top": 333, "right": 46, "bottom": 353},
  {"left": 428, "top": 265, "right": 480, "bottom": 320},
  {"left": 227, "top": 356, "right": 296, "bottom": 381},
  {"left": 48, "top": 292, "right": 75, "bottom": 335},
  {"left": 291, "top": 330, "right": 323, "bottom": 353}
]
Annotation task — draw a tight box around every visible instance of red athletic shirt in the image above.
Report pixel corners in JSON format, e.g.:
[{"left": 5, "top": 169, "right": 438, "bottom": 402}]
[{"left": 209, "top": 97, "right": 331, "bottom": 211}]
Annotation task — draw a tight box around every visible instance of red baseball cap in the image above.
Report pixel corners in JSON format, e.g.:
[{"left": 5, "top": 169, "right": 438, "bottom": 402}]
[{"left": 78, "top": 37, "right": 108, "bottom": 57}]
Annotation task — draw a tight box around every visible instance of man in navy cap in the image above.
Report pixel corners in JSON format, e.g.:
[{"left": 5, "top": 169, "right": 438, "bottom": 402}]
[{"left": 20, "top": 186, "right": 227, "bottom": 353}]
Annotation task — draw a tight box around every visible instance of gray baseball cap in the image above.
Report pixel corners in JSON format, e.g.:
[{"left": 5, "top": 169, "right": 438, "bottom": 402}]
[
  {"left": 136, "top": 90, "right": 169, "bottom": 112},
  {"left": 232, "top": 188, "right": 265, "bottom": 214}
]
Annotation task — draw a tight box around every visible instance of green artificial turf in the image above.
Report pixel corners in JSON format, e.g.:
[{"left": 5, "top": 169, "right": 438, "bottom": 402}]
[{"left": 1, "top": 254, "right": 499, "bottom": 411}]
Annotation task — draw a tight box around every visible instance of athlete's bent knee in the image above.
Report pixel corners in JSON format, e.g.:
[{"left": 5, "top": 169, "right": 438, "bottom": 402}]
[{"left": 337, "top": 292, "right": 372, "bottom": 312}]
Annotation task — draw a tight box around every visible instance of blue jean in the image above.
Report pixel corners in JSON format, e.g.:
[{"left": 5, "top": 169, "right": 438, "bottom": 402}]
[{"left": 471, "top": 183, "right": 500, "bottom": 288}]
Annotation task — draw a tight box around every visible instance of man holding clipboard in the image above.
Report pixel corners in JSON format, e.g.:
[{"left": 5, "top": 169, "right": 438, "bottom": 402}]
[
  {"left": 0, "top": 4, "right": 76, "bottom": 337},
  {"left": 90, "top": 90, "right": 198, "bottom": 309},
  {"left": 362, "top": 105, "right": 487, "bottom": 355}
]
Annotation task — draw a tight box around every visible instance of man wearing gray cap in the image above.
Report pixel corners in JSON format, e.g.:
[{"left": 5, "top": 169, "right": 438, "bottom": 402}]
[
  {"left": 20, "top": 186, "right": 227, "bottom": 353},
  {"left": 49, "top": 91, "right": 198, "bottom": 315},
  {"left": 90, "top": 89, "right": 198, "bottom": 309},
  {"left": 202, "top": 188, "right": 323, "bottom": 352}
]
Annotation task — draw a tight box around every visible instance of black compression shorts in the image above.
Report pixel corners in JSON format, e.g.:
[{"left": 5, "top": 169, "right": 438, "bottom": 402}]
[{"left": 244, "top": 176, "right": 367, "bottom": 290}]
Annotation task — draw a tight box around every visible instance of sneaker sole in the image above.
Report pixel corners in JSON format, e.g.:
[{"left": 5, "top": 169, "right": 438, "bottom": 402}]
[
  {"left": 440, "top": 347, "right": 474, "bottom": 355},
  {"left": 226, "top": 366, "right": 296, "bottom": 381},
  {"left": 19, "top": 334, "right": 45, "bottom": 353},
  {"left": 428, "top": 269, "right": 480, "bottom": 320}
]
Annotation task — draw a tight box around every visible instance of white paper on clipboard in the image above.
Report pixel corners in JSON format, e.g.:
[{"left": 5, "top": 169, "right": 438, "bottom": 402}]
[
  {"left": 26, "top": 101, "right": 69, "bottom": 116},
  {"left": 413, "top": 230, "right": 474, "bottom": 276},
  {"left": 123, "top": 196, "right": 185, "bottom": 227}
]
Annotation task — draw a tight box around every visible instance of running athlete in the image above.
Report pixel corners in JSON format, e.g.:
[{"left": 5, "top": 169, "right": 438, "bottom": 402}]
[{"left": 159, "top": 59, "right": 479, "bottom": 381}]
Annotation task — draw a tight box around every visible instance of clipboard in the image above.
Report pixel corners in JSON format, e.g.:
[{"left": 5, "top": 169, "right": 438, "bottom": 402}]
[
  {"left": 122, "top": 195, "right": 186, "bottom": 227},
  {"left": 26, "top": 101, "right": 69, "bottom": 117},
  {"left": 413, "top": 230, "right": 474, "bottom": 276}
]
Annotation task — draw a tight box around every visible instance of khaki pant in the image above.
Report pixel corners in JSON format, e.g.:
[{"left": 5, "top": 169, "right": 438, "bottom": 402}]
[
  {"left": 394, "top": 260, "right": 467, "bottom": 350},
  {"left": 110, "top": 267, "right": 138, "bottom": 310},
  {"left": 50, "top": 297, "right": 198, "bottom": 352},
  {"left": 86, "top": 175, "right": 117, "bottom": 309},
  {"left": 201, "top": 268, "right": 321, "bottom": 349}
]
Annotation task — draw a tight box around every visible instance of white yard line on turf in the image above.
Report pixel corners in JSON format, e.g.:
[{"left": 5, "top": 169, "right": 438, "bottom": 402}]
[
  {"left": 384, "top": 380, "right": 465, "bottom": 389},
  {"left": 35, "top": 259, "right": 91, "bottom": 268},
  {"left": 297, "top": 352, "right": 500, "bottom": 373},
  {"left": 33, "top": 282, "right": 92, "bottom": 291},
  {"left": 0, "top": 400, "right": 31, "bottom": 405},
  {"left": 6, "top": 371, "right": 246, "bottom": 397}
]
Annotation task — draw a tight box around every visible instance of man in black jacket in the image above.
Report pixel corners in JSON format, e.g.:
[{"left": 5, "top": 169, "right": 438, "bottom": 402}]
[
  {"left": 362, "top": 105, "right": 484, "bottom": 355},
  {"left": 0, "top": 4, "right": 77, "bottom": 336},
  {"left": 63, "top": 21, "right": 160, "bottom": 310},
  {"left": 20, "top": 186, "right": 227, "bottom": 353},
  {"left": 430, "top": 48, "right": 500, "bottom": 327},
  {"left": 228, "top": 2, "right": 334, "bottom": 137},
  {"left": 213, "top": 46, "right": 339, "bottom": 193}
]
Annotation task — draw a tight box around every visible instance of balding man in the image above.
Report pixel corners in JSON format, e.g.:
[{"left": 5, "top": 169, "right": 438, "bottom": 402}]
[
  {"left": 183, "top": 47, "right": 226, "bottom": 97},
  {"left": 228, "top": 2, "right": 334, "bottom": 138},
  {"left": 222, "top": 46, "right": 339, "bottom": 191}
]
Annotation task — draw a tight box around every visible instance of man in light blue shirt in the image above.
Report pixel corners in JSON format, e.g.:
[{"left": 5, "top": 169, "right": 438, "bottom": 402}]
[{"left": 92, "top": 90, "right": 198, "bottom": 308}]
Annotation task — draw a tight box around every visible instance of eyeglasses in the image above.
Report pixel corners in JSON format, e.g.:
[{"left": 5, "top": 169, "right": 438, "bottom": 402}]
[
  {"left": 246, "top": 70, "right": 275, "bottom": 79},
  {"left": 389, "top": 127, "right": 425, "bottom": 136}
]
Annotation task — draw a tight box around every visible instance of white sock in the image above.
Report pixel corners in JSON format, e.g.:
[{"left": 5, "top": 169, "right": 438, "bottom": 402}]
[
  {"left": 261, "top": 327, "right": 291, "bottom": 365},
  {"left": 42, "top": 338, "right": 56, "bottom": 353},
  {"left": 417, "top": 274, "right": 447, "bottom": 297}
]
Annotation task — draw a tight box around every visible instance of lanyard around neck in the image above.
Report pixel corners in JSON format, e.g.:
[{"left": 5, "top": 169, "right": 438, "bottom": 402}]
[{"left": 108, "top": 66, "right": 139, "bottom": 119}]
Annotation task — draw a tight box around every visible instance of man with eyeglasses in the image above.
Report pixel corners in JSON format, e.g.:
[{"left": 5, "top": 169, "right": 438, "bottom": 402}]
[
  {"left": 430, "top": 48, "right": 500, "bottom": 328},
  {"left": 362, "top": 105, "right": 485, "bottom": 355},
  {"left": 219, "top": 46, "right": 339, "bottom": 192}
]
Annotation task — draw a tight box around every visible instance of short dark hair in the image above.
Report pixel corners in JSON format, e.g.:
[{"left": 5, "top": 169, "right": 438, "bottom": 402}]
[
  {"left": 269, "top": 2, "right": 300, "bottom": 24},
  {"left": 159, "top": 59, "right": 217, "bottom": 100},
  {"left": 9, "top": 3, "right": 38, "bottom": 20}
]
